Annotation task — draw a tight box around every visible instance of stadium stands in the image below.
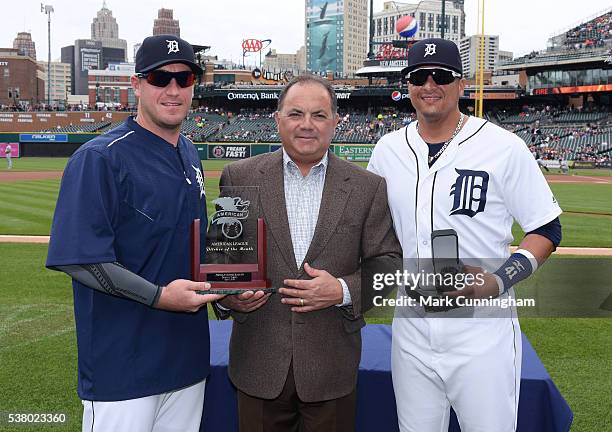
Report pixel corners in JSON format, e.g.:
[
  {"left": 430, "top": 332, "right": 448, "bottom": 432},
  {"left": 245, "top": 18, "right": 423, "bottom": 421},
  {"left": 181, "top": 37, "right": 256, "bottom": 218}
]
[
  {"left": 208, "top": 113, "right": 277, "bottom": 142},
  {"left": 565, "top": 11, "right": 611, "bottom": 47},
  {"left": 41, "top": 121, "right": 112, "bottom": 133},
  {"left": 497, "top": 112, "right": 544, "bottom": 124},
  {"left": 99, "top": 121, "right": 124, "bottom": 133},
  {"left": 181, "top": 114, "right": 229, "bottom": 142},
  {"left": 24, "top": 104, "right": 609, "bottom": 163},
  {"left": 554, "top": 112, "right": 608, "bottom": 123},
  {"left": 499, "top": 9, "right": 611, "bottom": 69}
]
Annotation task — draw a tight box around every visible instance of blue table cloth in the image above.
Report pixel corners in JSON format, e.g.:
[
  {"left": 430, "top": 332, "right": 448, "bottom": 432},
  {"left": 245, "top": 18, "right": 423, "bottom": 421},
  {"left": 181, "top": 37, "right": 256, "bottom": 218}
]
[{"left": 202, "top": 321, "right": 572, "bottom": 432}]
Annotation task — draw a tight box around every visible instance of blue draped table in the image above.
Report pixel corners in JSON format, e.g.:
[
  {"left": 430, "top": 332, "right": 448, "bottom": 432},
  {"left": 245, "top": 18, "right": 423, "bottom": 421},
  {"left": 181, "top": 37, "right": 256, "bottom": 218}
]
[{"left": 202, "top": 321, "right": 572, "bottom": 432}]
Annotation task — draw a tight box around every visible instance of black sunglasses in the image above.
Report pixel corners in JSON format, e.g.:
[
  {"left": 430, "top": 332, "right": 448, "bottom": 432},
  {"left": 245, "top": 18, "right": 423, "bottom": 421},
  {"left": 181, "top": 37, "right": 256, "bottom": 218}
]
[
  {"left": 136, "top": 70, "right": 196, "bottom": 88},
  {"left": 407, "top": 68, "right": 462, "bottom": 86}
]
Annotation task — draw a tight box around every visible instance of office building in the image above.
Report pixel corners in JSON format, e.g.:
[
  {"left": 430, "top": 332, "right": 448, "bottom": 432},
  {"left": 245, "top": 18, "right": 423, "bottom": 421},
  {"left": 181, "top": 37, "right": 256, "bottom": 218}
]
[
  {"left": 91, "top": 1, "right": 127, "bottom": 62},
  {"left": 38, "top": 61, "right": 72, "bottom": 106},
  {"left": 459, "top": 34, "right": 499, "bottom": 78},
  {"left": 88, "top": 62, "right": 135, "bottom": 108},
  {"left": 373, "top": 0, "right": 465, "bottom": 45},
  {"left": 153, "top": 8, "right": 180, "bottom": 37},
  {"left": 0, "top": 48, "right": 45, "bottom": 107},
  {"left": 12, "top": 32, "right": 37, "bottom": 60},
  {"left": 264, "top": 47, "right": 306, "bottom": 72}
]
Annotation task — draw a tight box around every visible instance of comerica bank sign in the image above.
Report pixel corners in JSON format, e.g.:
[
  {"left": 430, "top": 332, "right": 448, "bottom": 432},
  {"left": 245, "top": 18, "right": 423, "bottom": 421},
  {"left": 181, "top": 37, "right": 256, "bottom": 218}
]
[
  {"left": 221, "top": 91, "right": 351, "bottom": 101},
  {"left": 227, "top": 92, "right": 280, "bottom": 101}
]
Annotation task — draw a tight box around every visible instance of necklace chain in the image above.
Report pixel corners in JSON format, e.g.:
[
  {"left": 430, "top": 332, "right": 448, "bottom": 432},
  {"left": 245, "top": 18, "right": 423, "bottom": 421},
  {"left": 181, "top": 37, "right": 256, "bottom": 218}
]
[{"left": 417, "top": 113, "right": 465, "bottom": 163}]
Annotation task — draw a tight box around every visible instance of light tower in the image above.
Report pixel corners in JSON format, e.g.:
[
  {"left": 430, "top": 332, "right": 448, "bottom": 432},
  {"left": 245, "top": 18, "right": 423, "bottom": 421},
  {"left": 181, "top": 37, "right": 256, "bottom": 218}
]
[{"left": 41, "top": 3, "right": 54, "bottom": 108}]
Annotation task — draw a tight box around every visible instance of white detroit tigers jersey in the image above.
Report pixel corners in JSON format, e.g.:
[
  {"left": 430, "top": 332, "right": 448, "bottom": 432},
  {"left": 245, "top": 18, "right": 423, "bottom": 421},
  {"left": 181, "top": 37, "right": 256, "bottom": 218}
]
[
  {"left": 368, "top": 116, "right": 562, "bottom": 263},
  {"left": 370, "top": 116, "right": 562, "bottom": 432}
]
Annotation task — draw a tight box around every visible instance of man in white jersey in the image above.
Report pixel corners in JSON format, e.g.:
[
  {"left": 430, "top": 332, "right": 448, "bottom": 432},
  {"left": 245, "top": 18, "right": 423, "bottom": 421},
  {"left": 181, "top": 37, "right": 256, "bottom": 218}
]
[
  {"left": 368, "top": 38, "right": 563, "bottom": 432},
  {"left": 4, "top": 144, "right": 12, "bottom": 169}
]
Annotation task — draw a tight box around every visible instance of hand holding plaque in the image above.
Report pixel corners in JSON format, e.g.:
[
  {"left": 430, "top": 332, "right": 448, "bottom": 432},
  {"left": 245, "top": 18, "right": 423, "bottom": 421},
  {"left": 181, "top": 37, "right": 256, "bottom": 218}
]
[{"left": 191, "top": 186, "right": 273, "bottom": 294}]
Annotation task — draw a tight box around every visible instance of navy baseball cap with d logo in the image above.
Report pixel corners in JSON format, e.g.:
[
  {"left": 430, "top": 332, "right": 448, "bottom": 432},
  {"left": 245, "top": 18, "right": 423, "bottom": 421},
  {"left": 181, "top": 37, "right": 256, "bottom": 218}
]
[
  {"left": 402, "top": 38, "right": 463, "bottom": 76},
  {"left": 135, "top": 34, "right": 203, "bottom": 74}
]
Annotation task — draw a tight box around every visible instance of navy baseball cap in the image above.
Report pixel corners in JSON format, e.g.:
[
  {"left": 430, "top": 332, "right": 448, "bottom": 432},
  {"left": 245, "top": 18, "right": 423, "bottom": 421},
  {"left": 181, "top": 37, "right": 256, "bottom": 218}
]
[
  {"left": 402, "top": 38, "right": 462, "bottom": 76},
  {"left": 135, "top": 34, "right": 203, "bottom": 74}
]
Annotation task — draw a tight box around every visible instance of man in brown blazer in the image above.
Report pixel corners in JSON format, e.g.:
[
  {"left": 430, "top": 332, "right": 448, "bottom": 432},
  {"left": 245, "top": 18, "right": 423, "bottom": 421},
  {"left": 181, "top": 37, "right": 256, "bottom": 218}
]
[{"left": 214, "top": 75, "right": 402, "bottom": 432}]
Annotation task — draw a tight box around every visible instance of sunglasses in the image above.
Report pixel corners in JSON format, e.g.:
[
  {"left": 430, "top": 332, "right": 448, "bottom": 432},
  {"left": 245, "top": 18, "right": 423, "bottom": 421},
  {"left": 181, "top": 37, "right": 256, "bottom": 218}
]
[
  {"left": 136, "top": 70, "right": 196, "bottom": 88},
  {"left": 407, "top": 68, "right": 462, "bottom": 86}
]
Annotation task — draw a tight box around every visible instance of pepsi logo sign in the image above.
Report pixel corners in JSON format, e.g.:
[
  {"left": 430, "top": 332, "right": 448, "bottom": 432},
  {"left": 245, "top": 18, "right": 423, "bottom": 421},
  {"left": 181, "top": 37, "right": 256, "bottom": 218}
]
[
  {"left": 391, "top": 91, "right": 402, "bottom": 101},
  {"left": 396, "top": 16, "right": 418, "bottom": 38}
]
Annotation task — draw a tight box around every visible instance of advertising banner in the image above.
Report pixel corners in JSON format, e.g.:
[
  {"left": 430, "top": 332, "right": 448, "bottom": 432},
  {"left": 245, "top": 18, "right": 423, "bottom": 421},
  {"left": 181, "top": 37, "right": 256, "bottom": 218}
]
[
  {"left": 306, "top": 0, "right": 341, "bottom": 74},
  {"left": 19, "top": 134, "right": 68, "bottom": 143},
  {"left": 336, "top": 145, "right": 374, "bottom": 161},
  {"left": 208, "top": 144, "right": 251, "bottom": 160}
]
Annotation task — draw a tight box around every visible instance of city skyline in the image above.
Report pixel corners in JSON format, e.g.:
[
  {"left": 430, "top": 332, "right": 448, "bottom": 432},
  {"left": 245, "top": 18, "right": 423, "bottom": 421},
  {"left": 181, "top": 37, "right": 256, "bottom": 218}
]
[{"left": 1, "top": 0, "right": 610, "bottom": 67}]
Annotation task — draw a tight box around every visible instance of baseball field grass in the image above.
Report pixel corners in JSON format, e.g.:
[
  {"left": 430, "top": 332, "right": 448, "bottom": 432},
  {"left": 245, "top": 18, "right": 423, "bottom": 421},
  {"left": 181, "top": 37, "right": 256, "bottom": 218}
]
[
  {"left": 511, "top": 183, "right": 612, "bottom": 248},
  {"left": 0, "top": 178, "right": 223, "bottom": 236},
  {"left": 0, "top": 157, "right": 239, "bottom": 173},
  {"left": 1, "top": 157, "right": 611, "bottom": 431},
  {"left": 5, "top": 157, "right": 612, "bottom": 178},
  {"left": 1, "top": 157, "right": 68, "bottom": 172},
  {"left": 1, "top": 176, "right": 611, "bottom": 247},
  {"left": 0, "top": 243, "right": 610, "bottom": 431}
]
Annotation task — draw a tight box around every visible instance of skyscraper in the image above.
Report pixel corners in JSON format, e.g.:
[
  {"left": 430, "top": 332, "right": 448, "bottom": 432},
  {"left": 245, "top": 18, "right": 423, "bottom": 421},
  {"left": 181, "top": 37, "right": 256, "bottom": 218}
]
[
  {"left": 153, "top": 9, "right": 181, "bottom": 37},
  {"left": 459, "top": 35, "right": 500, "bottom": 78},
  {"left": 38, "top": 61, "right": 72, "bottom": 106},
  {"left": 305, "top": 0, "right": 369, "bottom": 77},
  {"left": 12, "top": 32, "right": 37, "bottom": 60},
  {"left": 70, "top": 39, "right": 103, "bottom": 95},
  {"left": 91, "top": 1, "right": 127, "bottom": 62}
]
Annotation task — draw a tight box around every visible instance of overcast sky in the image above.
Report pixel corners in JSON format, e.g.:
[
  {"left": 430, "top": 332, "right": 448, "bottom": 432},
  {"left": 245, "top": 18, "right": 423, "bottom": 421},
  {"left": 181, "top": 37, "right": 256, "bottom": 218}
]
[{"left": 2, "top": 0, "right": 610, "bottom": 65}]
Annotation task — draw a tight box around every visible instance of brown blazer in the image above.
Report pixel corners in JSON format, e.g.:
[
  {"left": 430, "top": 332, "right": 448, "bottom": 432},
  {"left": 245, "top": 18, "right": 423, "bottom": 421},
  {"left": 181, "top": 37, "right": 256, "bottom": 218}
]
[{"left": 215, "top": 150, "right": 401, "bottom": 402}]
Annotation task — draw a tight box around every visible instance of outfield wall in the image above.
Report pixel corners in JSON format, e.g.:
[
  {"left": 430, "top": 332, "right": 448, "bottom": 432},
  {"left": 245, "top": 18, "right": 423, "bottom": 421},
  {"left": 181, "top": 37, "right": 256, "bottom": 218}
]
[
  {"left": 0, "top": 133, "right": 97, "bottom": 157},
  {"left": 0, "top": 135, "right": 608, "bottom": 167},
  {"left": 0, "top": 111, "right": 131, "bottom": 132},
  {"left": 0, "top": 134, "right": 375, "bottom": 160}
]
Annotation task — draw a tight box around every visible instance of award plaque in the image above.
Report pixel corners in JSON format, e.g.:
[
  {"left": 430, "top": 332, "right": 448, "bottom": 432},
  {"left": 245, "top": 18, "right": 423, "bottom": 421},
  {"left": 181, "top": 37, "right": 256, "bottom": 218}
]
[{"left": 191, "top": 186, "right": 273, "bottom": 294}]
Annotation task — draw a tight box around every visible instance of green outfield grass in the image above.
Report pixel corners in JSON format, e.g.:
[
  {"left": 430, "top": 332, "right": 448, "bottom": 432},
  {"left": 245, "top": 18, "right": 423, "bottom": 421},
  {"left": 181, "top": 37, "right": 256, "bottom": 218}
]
[
  {"left": 202, "top": 159, "right": 235, "bottom": 171},
  {"left": 1, "top": 157, "right": 69, "bottom": 172},
  {"left": 5, "top": 157, "right": 612, "bottom": 178},
  {"left": 547, "top": 168, "right": 612, "bottom": 177},
  {"left": 0, "top": 243, "right": 610, "bottom": 431},
  {"left": 0, "top": 180, "right": 60, "bottom": 235},
  {"left": 0, "top": 162, "right": 609, "bottom": 429},
  {"left": 2, "top": 173, "right": 611, "bottom": 247},
  {"left": 2, "top": 158, "right": 230, "bottom": 173},
  {"left": 519, "top": 317, "right": 611, "bottom": 432},
  {"left": 550, "top": 183, "right": 612, "bottom": 214},
  {"left": 0, "top": 178, "right": 222, "bottom": 237},
  {"left": 511, "top": 181, "right": 612, "bottom": 248}
]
